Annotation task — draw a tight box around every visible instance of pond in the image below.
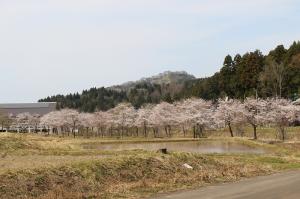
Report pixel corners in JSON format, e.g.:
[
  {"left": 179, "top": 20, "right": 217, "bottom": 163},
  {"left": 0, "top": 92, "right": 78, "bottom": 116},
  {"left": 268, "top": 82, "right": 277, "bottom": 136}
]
[{"left": 83, "top": 141, "right": 265, "bottom": 154}]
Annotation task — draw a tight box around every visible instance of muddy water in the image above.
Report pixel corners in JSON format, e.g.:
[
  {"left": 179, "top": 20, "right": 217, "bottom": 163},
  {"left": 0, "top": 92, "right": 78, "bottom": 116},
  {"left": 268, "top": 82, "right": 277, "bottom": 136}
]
[{"left": 83, "top": 141, "right": 265, "bottom": 154}]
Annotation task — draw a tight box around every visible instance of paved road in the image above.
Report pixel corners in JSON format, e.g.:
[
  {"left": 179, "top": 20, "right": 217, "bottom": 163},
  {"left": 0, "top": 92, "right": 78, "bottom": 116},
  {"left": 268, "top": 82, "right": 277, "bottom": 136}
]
[{"left": 153, "top": 170, "right": 300, "bottom": 199}]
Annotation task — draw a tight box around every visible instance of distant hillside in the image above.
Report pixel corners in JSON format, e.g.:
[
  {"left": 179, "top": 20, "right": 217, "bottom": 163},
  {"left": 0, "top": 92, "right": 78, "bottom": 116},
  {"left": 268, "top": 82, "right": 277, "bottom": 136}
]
[
  {"left": 109, "top": 71, "right": 195, "bottom": 92},
  {"left": 39, "top": 71, "right": 195, "bottom": 112},
  {"left": 39, "top": 41, "right": 300, "bottom": 112}
]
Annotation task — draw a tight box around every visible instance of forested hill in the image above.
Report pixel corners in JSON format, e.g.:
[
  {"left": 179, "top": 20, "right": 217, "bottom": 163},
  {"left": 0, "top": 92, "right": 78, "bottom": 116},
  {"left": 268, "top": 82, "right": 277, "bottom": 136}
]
[
  {"left": 39, "top": 71, "right": 195, "bottom": 112},
  {"left": 39, "top": 41, "right": 300, "bottom": 112},
  {"left": 181, "top": 41, "right": 300, "bottom": 100},
  {"left": 108, "top": 71, "right": 195, "bottom": 92}
]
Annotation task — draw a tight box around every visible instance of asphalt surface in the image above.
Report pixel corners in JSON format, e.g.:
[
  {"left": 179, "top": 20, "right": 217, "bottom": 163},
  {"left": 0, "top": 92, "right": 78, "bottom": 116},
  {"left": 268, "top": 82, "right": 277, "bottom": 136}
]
[{"left": 153, "top": 170, "right": 300, "bottom": 199}]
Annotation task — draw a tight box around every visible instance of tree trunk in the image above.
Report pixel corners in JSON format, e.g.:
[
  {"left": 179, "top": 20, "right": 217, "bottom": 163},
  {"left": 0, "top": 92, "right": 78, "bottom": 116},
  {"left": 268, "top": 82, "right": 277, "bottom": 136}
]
[
  {"left": 153, "top": 127, "right": 159, "bottom": 138},
  {"left": 86, "top": 127, "right": 89, "bottom": 138},
  {"left": 153, "top": 127, "right": 155, "bottom": 137},
  {"left": 228, "top": 123, "right": 234, "bottom": 137},
  {"left": 102, "top": 127, "right": 105, "bottom": 137},
  {"left": 121, "top": 126, "right": 124, "bottom": 138},
  {"left": 280, "top": 126, "right": 285, "bottom": 141},
  {"left": 97, "top": 127, "right": 100, "bottom": 137},
  {"left": 182, "top": 125, "right": 186, "bottom": 137},
  {"left": 164, "top": 126, "right": 168, "bottom": 137},
  {"left": 143, "top": 122, "right": 147, "bottom": 137},
  {"left": 252, "top": 124, "right": 257, "bottom": 140},
  {"left": 199, "top": 125, "right": 203, "bottom": 137},
  {"left": 136, "top": 127, "right": 139, "bottom": 137}
]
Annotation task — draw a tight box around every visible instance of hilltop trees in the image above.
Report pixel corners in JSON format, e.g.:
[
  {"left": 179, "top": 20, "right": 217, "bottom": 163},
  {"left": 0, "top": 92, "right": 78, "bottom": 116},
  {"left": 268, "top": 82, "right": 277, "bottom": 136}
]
[
  {"left": 39, "top": 87, "right": 128, "bottom": 112},
  {"left": 286, "top": 54, "right": 300, "bottom": 99},
  {"left": 219, "top": 55, "right": 236, "bottom": 98},
  {"left": 260, "top": 58, "right": 286, "bottom": 98},
  {"left": 39, "top": 72, "right": 194, "bottom": 112},
  {"left": 38, "top": 41, "right": 300, "bottom": 112},
  {"left": 182, "top": 42, "right": 300, "bottom": 101}
]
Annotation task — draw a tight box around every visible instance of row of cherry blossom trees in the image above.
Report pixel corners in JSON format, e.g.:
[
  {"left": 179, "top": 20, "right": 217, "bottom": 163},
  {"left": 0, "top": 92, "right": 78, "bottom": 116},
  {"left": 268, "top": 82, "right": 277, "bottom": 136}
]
[
  {"left": 7, "top": 98, "right": 300, "bottom": 140},
  {"left": 214, "top": 98, "right": 299, "bottom": 140}
]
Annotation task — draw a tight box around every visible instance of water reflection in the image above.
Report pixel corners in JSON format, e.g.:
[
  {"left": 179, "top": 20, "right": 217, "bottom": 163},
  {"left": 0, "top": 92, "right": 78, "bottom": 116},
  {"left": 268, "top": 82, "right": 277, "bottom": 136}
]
[{"left": 83, "top": 141, "right": 265, "bottom": 154}]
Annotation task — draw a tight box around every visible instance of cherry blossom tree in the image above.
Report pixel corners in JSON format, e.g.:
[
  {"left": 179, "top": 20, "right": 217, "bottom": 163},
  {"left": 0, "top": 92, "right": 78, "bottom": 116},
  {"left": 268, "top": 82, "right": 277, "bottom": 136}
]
[
  {"left": 242, "top": 98, "right": 268, "bottom": 139},
  {"left": 60, "top": 109, "right": 80, "bottom": 137},
  {"left": 149, "top": 102, "right": 178, "bottom": 137},
  {"left": 40, "top": 111, "right": 66, "bottom": 134},
  {"left": 135, "top": 104, "right": 154, "bottom": 137},
  {"left": 16, "top": 112, "right": 33, "bottom": 133},
  {"left": 36, "top": 97, "right": 300, "bottom": 140},
  {"left": 108, "top": 103, "right": 137, "bottom": 137},
  {"left": 14, "top": 112, "right": 40, "bottom": 133},
  {"left": 174, "top": 100, "right": 190, "bottom": 137},
  {"left": 176, "top": 98, "right": 213, "bottom": 138},
  {"left": 30, "top": 114, "right": 41, "bottom": 133},
  {"left": 94, "top": 111, "right": 110, "bottom": 137},
  {"left": 79, "top": 113, "right": 96, "bottom": 137},
  {"left": 215, "top": 99, "right": 243, "bottom": 137},
  {"left": 267, "top": 98, "right": 299, "bottom": 141}
]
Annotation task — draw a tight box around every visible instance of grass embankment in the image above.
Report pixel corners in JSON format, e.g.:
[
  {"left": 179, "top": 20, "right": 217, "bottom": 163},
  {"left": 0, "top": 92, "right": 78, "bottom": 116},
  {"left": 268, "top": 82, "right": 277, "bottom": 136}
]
[
  {"left": 2, "top": 152, "right": 300, "bottom": 199},
  {"left": 209, "top": 126, "right": 300, "bottom": 140},
  {"left": 0, "top": 133, "right": 300, "bottom": 199}
]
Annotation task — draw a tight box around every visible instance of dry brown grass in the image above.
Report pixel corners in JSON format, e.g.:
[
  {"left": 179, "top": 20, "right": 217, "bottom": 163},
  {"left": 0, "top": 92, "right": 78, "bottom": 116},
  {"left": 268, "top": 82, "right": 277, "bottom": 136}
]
[
  {"left": 208, "top": 126, "right": 300, "bottom": 141},
  {"left": 1, "top": 147, "right": 300, "bottom": 199},
  {"left": 1, "top": 132, "right": 300, "bottom": 199},
  {"left": 0, "top": 155, "right": 109, "bottom": 174},
  {"left": 0, "top": 153, "right": 282, "bottom": 199}
]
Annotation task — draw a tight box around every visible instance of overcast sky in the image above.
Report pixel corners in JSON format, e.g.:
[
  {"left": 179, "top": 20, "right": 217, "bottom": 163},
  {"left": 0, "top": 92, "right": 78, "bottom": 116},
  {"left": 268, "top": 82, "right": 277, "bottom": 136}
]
[{"left": 0, "top": 0, "right": 300, "bottom": 102}]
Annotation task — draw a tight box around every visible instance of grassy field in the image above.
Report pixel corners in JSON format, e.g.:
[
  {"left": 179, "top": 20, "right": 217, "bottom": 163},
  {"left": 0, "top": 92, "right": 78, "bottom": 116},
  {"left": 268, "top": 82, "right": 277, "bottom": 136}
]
[
  {"left": 207, "top": 126, "right": 300, "bottom": 140},
  {"left": 0, "top": 130, "right": 300, "bottom": 199}
]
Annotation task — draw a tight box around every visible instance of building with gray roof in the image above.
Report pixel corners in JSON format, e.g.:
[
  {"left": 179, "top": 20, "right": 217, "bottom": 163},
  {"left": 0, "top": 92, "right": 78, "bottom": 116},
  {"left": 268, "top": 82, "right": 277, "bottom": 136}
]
[{"left": 0, "top": 102, "right": 57, "bottom": 116}]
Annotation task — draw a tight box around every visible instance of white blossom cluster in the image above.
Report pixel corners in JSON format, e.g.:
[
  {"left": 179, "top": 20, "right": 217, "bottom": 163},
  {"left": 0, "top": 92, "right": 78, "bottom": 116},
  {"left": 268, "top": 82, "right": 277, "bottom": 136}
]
[{"left": 10, "top": 98, "right": 300, "bottom": 139}]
